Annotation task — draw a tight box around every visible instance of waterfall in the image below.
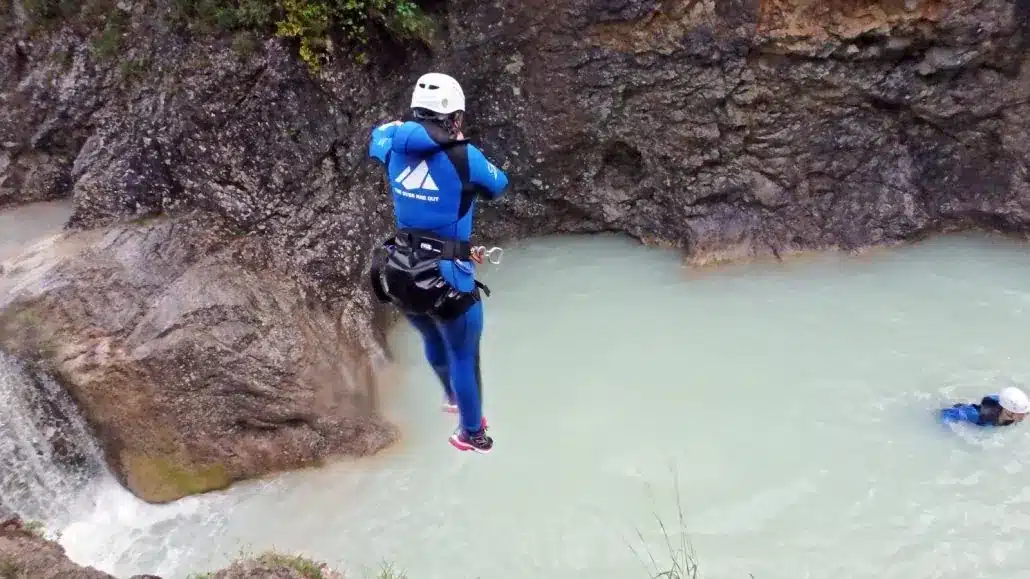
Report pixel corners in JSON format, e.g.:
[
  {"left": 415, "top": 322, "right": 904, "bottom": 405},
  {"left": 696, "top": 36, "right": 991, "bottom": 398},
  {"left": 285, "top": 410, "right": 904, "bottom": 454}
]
[{"left": 0, "top": 350, "right": 106, "bottom": 528}]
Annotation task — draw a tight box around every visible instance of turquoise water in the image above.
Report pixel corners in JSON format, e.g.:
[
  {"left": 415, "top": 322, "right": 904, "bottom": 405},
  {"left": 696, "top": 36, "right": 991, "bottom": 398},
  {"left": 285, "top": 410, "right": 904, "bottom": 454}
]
[{"left": 36, "top": 231, "right": 1030, "bottom": 579}]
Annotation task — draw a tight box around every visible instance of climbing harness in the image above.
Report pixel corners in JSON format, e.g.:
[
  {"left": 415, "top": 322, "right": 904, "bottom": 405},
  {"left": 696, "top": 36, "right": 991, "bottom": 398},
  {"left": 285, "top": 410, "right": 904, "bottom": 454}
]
[
  {"left": 470, "top": 245, "right": 504, "bottom": 265},
  {"left": 368, "top": 230, "right": 503, "bottom": 319}
]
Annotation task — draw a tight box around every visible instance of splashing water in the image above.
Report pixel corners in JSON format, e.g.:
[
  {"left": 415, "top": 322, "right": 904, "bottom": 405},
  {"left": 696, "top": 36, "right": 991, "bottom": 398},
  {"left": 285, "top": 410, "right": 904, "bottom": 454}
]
[{"left": 0, "top": 352, "right": 105, "bottom": 528}]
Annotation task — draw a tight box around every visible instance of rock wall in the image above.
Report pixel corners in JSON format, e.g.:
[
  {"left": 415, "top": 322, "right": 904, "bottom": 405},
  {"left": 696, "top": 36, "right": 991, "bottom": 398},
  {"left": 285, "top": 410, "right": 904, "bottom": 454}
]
[
  {"left": 4, "top": 0, "right": 1027, "bottom": 269},
  {"left": 475, "top": 0, "right": 1030, "bottom": 261}
]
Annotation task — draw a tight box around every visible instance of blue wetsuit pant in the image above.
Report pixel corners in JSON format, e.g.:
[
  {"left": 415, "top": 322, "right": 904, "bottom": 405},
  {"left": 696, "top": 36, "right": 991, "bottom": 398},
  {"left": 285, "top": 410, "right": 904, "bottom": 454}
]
[{"left": 404, "top": 301, "right": 484, "bottom": 433}]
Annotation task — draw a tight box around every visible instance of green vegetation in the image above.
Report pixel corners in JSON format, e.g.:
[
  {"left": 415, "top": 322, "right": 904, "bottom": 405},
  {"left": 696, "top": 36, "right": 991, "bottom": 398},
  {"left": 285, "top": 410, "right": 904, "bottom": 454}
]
[
  {"left": 185, "top": 551, "right": 408, "bottom": 578},
  {"left": 167, "top": 0, "right": 433, "bottom": 72},
  {"left": 23, "top": 0, "right": 133, "bottom": 68},
  {"left": 628, "top": 470, "right": 705, "bottom": 579},
  {"left": 19, "top": 520, "right": 47, "bottom": 540},
  {"left": 90, "top": 7, "right": 128, "bottom": 60},
  {"left": 24, "top": 0, "right": 124, "bottom": 33},
  {"left": 23, "top": 0, "right": 81, "bottom": 23},
  {"left": 23, "top": 0, "right": 431, "bottom": 74},
  {"left": 255, "top": 552, "right": 327, "bottom": 578}
]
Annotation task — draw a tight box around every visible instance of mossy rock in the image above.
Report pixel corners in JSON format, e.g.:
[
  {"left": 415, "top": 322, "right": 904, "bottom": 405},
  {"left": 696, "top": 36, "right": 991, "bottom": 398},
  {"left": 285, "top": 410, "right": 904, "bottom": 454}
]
[{"left": 122, "top": 452, "right": 232, "bottom": 503}]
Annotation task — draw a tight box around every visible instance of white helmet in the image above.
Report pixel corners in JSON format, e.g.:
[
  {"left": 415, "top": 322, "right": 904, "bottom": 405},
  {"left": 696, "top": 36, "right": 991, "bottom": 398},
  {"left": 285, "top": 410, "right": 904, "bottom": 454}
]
[
  {"left": 410, "top": 72, "right": 465, "bottom": 115},
  {"left": 999, "top": 387, "right": 1030, "bottom": 414}
]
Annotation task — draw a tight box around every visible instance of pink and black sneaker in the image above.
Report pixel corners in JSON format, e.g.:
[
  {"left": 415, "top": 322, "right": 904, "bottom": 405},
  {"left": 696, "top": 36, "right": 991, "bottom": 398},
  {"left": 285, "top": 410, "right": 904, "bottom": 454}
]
[{"left": 449, "top": 427, "right": 493, "bottom": 454}]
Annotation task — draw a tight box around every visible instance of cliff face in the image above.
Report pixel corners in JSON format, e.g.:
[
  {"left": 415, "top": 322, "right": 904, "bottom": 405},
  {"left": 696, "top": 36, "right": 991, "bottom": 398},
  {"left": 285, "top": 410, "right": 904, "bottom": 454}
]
[
  {"left": 5, "top": 0, "right": 1028, "bottom": 270},
  {"left": 1, "top": 0, "right": 1028, "bottom": 500},
  {"left": 512, "top": 0, "right": 1030, "bottom": 262}
]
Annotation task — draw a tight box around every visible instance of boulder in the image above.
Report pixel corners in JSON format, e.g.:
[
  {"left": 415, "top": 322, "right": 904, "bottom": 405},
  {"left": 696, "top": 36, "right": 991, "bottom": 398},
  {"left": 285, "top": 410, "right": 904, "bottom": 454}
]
[{"left": 0, "top": 212, "right": 396, "bottom": 503}]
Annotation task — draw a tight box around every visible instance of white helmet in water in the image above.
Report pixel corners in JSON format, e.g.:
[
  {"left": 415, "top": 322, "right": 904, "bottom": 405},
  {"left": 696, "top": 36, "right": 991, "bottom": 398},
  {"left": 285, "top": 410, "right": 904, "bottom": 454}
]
[
  {"left": 410, "top": 72, "right": 465, "bottom": 115},
  {"left": 999, "top": 387, "right": 1030, "bottom": 414}
]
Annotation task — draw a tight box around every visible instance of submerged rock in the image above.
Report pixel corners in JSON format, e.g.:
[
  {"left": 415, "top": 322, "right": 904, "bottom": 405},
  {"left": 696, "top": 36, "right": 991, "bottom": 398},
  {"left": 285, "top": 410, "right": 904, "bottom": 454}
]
[{"left": 0, "top": 213, "right": 396, "bottom": 503}]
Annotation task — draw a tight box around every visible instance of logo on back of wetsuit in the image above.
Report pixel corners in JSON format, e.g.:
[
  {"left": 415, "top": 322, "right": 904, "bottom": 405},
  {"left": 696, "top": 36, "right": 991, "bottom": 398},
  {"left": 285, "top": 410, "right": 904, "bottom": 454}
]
[{"left": 393, "top": 161, "right": 441, "bottom": 202}]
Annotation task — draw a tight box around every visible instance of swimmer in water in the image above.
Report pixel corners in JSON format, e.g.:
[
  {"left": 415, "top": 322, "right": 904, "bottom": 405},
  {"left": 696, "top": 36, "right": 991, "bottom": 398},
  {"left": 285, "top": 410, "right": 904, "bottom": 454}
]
[{"left": 939, "top": 386, "right": 1030, "bottom": 427}]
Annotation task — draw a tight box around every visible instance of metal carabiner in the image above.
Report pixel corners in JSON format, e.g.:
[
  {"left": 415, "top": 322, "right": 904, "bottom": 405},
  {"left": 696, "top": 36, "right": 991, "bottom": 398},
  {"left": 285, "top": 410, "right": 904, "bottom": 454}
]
[{"left": 471, "top": 245, "right": 504, "bottom": 265}]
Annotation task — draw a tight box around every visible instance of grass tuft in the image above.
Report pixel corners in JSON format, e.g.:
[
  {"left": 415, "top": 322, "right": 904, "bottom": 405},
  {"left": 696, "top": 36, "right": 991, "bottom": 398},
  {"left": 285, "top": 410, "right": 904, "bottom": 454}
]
[{"left": 625, "top": 466, "right": 702, "bottom": 579}]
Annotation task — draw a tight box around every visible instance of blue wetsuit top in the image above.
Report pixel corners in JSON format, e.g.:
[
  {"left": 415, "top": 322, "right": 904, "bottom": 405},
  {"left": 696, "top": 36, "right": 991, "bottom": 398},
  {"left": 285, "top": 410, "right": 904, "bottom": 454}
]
[
  {"left": 367, "top": 118, "right": 509, "bottom": 243},
  {"left": 939, "top": 395, "right": 1006, "bottom": 426}
]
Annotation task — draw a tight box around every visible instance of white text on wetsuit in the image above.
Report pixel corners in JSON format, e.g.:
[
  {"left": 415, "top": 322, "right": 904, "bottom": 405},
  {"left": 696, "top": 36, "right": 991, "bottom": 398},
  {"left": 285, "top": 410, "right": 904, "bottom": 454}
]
[{"left": 393, "top": 187, "right": 439, "bottom": 203}]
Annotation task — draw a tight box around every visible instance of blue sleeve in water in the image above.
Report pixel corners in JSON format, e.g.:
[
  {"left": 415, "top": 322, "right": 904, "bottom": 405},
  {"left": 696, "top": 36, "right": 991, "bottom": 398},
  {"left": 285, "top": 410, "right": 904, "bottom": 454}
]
[
  {"left": 939, "top": 404, "right": 979, "bottom": 424},
  {"left": 369, "top": 120, "right": 402, "bottom": 165},
  {"left": 467, "top": 145, "right": 509, "bottom": 200}
]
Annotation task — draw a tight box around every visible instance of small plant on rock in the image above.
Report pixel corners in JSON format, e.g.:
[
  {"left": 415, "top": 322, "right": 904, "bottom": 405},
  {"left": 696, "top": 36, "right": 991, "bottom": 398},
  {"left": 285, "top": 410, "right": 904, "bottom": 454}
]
[
  {"left": 167, "top": 0, "right": 430, "bottom": 73},
  {"left": 256, "top": 551, "right": 328, "bottom": 578}
]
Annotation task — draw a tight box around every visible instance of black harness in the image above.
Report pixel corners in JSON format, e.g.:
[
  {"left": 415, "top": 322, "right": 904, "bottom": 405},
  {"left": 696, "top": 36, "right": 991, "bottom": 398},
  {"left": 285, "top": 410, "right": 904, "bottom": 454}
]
[{"left": 368, "top": 227, "right": 491, "bottom": 320}]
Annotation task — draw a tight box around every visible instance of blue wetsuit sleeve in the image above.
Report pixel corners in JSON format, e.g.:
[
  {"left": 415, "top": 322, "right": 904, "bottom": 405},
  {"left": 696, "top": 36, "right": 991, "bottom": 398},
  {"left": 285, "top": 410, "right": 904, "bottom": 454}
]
[
  {"left": 466, "top": 145, "right": 509, "bottom": 200},
  {"left": 369, "top": 120, "right": 402, "bottom": 165},
  {"left": 939, "top": 404, "right": 980, "bottom": 424}
]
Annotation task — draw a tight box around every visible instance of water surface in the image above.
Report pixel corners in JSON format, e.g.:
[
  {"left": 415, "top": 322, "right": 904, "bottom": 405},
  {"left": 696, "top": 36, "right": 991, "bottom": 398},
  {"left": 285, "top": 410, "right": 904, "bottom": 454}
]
[
  {"left": 36, "top": 232, "right": 1030, "bottom": 579},
  {"left": 0, "top": 200, "right": 73, "bottom": 262}
]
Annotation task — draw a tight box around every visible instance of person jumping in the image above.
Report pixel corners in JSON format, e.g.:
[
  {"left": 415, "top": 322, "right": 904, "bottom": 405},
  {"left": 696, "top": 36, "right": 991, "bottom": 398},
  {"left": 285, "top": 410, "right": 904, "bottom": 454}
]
[{"left": 367, "top": 72, "right": 510, "bottom": 454}]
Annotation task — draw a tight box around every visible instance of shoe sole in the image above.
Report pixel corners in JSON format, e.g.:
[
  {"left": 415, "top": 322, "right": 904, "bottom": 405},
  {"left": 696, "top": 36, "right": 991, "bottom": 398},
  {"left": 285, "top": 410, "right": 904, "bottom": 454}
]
[{"left": 448, "top": 435, "right": 492, "bottom": 454}]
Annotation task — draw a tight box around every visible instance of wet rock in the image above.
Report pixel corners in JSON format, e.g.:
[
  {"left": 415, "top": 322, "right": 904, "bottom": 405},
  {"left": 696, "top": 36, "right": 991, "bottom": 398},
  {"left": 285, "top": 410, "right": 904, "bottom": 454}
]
[
  {"left": 0, "top": 515, "right": 113, "bottom": 578},
  {"left": 1, "top": 0, "right": 1026, "bottom": 271},
  {"left": 0, "top": 18, "right": 105, "bottom": 210},
  {"left": 0, "top": 213, "right": 397, "bottom": 503},
  {"left": 0, "top": 512, "right": 348, "bottom": 578}
]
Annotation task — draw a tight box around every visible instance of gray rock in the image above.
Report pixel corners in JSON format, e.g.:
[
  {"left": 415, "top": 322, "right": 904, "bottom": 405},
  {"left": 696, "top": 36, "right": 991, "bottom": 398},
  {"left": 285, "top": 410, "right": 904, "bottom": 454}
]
[
  {"left": 3, "top": 0, "right": 1026, "bottom": 274},
  {"left": 0, "top": 213, "right": 396, "bottom": 503}
]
